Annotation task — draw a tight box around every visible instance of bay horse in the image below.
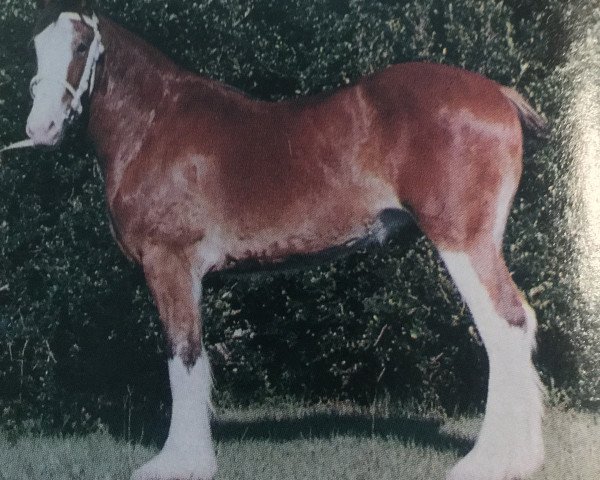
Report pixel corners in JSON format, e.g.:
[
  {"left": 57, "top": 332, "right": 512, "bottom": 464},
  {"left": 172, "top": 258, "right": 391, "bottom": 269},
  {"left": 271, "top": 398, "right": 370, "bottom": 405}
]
[{"left": 7, "top": 1, "right": 547, "bottom": 479}]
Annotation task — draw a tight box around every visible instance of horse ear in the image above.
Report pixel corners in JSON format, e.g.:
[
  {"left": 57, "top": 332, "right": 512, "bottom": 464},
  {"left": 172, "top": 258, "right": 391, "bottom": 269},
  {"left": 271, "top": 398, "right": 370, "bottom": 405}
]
[
  {"left": 78, "top": 0, "right": 95, "bottom": 13},
  {"left": 80, "top": 0, "right": 95, "bottom": 9}
]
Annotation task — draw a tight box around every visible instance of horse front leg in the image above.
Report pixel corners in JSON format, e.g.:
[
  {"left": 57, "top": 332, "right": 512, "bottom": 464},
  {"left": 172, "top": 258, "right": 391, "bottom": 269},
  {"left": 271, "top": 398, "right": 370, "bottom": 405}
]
[{"left": 132, "top": 246, "right": 217, "bottom": 480}]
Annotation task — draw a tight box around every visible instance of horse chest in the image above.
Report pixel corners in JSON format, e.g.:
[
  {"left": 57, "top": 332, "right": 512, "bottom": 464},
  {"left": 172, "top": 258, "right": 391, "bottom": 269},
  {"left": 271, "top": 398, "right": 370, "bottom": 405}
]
[{"left": 105, "top": 167, "right": 213, "bottom": 260}]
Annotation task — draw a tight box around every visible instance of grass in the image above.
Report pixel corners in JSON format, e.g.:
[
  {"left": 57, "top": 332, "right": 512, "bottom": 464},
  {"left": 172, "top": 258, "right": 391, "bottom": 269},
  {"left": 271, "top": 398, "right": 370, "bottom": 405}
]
[{"left": 0, "top": 404, "right": 599, "bottom": 480}]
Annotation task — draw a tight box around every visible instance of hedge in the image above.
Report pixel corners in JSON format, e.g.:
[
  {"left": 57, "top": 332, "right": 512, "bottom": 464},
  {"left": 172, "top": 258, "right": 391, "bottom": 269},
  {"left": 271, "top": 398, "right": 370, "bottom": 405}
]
[{"left": 0, "top": 0, "right": 598, "bottom": 434}]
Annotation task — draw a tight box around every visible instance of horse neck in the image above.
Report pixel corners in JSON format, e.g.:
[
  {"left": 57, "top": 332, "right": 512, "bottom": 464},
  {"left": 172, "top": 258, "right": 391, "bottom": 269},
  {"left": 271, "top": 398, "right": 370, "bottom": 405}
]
[{"left": 87, "top": 16, "right": 184, "bottom": 182}]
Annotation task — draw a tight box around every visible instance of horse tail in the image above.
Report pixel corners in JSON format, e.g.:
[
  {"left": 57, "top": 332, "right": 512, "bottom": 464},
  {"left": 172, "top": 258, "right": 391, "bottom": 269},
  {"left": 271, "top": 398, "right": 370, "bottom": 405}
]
[{"left": 500, "top": 86, "right": 549, "bottom": 138}]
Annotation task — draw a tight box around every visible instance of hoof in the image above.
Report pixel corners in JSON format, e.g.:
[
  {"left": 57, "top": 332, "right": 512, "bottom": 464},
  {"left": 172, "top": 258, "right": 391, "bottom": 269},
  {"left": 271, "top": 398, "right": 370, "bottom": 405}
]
[
  {"left": 131, "top": 450, "right": 217, "bottom": 480},
  {"left": 446, "top": 444, "right": 544, "bottom": 480}
]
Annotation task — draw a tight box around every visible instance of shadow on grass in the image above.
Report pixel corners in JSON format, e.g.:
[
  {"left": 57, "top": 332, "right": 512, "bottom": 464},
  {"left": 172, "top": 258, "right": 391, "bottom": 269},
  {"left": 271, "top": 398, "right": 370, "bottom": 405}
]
[{"left": 210, "top": 412, "right": 473, "bottom": 456}]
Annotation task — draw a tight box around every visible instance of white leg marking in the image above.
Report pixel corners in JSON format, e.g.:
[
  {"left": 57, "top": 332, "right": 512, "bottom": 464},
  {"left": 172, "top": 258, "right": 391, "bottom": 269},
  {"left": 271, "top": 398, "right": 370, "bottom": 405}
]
[
  {"left": 492, "top": 177, "right": 517, "bottom": 250},
  {"left": 132, "top": 351, "right": 217, "bottom": 480},
  {"left": 440, "top": 251, "right": 543, "bottom": 480}
]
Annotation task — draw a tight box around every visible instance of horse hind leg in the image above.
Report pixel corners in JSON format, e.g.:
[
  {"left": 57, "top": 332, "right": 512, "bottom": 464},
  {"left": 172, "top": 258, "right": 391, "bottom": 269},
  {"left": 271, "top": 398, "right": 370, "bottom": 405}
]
[
  {"left": 131, "top": 246, "right": 217, "bottom": 480},
  {"left": 438, "top": 243, "right": 544, "bottom": 480}
]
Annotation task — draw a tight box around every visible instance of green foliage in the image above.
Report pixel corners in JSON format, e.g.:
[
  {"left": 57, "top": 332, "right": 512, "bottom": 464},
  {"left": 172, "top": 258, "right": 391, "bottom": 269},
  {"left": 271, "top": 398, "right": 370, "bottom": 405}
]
[{"left": 0, "top": 0, "right": 597, "bottom": 433}]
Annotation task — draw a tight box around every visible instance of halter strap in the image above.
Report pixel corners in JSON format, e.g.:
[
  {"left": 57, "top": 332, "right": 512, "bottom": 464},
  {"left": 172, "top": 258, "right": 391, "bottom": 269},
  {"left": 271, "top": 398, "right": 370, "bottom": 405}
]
[{"left": 1, "top": 12, "right": 104, "bottom": 155}]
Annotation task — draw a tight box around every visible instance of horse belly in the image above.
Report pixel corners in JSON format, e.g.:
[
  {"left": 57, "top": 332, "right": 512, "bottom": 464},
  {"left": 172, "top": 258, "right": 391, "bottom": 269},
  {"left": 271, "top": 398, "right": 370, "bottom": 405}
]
[{"left": 217, "top": 206, "right": 414, "bottom": 274}]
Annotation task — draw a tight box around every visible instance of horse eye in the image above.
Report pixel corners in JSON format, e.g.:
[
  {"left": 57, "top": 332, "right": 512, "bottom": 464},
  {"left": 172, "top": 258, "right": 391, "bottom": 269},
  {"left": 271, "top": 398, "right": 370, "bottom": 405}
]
[{"left": 76, "top": 43, "right": 88, "bottom": 53}]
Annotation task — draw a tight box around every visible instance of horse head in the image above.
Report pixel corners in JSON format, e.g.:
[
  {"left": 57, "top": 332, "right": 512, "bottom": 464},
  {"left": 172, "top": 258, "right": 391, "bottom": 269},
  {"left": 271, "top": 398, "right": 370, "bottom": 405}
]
[{"left": 26, "top": 0, "right": 103, "bottom": 147}]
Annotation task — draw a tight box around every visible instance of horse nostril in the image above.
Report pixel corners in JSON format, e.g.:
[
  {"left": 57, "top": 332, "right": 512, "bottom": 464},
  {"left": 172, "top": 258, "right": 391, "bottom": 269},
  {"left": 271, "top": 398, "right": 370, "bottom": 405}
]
[{"left": 26, "top": 118, "right": 60, "bottom": 141}]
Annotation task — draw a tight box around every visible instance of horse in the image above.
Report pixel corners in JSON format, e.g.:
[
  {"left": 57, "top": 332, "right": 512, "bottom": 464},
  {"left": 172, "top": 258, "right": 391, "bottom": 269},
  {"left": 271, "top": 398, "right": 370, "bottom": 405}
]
[{"left": 5, "top": 1, "right": 547, "bottom": 479}]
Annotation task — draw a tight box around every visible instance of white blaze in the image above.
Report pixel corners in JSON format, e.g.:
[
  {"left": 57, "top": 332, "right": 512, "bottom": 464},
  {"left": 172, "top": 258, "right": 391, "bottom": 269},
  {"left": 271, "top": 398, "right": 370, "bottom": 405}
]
[{"left": 26, "top": 16, "right": 75, "bottom": 145}]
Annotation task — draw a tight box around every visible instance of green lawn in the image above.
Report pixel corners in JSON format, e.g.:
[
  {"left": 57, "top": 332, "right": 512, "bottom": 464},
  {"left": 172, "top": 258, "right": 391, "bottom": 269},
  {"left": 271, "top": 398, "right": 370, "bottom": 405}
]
[{"left": 1, "top": 405, "right": 599, "bottom": 480}]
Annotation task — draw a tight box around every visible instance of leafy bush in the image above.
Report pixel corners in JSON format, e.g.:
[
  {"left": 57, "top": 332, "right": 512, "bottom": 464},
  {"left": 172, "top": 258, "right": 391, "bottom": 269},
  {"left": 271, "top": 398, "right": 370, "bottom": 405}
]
[{"left": 0, "top": 0, "right": 598, "bottom": 434}]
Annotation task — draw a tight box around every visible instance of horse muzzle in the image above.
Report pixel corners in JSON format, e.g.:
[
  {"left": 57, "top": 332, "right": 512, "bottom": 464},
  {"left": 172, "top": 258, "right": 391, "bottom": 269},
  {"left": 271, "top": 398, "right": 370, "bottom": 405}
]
[{"left": 25, "top": 111, "right": 65, "bottom": 147}]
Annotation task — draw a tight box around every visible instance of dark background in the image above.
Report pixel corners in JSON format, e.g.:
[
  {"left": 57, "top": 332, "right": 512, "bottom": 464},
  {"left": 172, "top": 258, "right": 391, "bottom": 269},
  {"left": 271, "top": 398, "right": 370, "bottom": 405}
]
[{"left": 0, "top": 0, "right": 598, "bottom": 435}]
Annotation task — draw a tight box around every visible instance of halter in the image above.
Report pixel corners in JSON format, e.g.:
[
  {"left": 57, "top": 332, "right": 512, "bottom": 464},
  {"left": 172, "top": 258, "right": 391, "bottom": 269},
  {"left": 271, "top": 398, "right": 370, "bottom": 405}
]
[{"left": 0, "top": 12, "right": 104, "bottom": 155}]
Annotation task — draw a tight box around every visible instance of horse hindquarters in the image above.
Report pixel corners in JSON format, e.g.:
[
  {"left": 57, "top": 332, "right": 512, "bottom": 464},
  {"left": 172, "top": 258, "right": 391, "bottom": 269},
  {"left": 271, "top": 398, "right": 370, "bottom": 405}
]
[
  {"left": 386, "top": 70, "right": 544, "bottom": 479},
  {"left": 132, "top": 246, "right": 217, "bottom": 480}
]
